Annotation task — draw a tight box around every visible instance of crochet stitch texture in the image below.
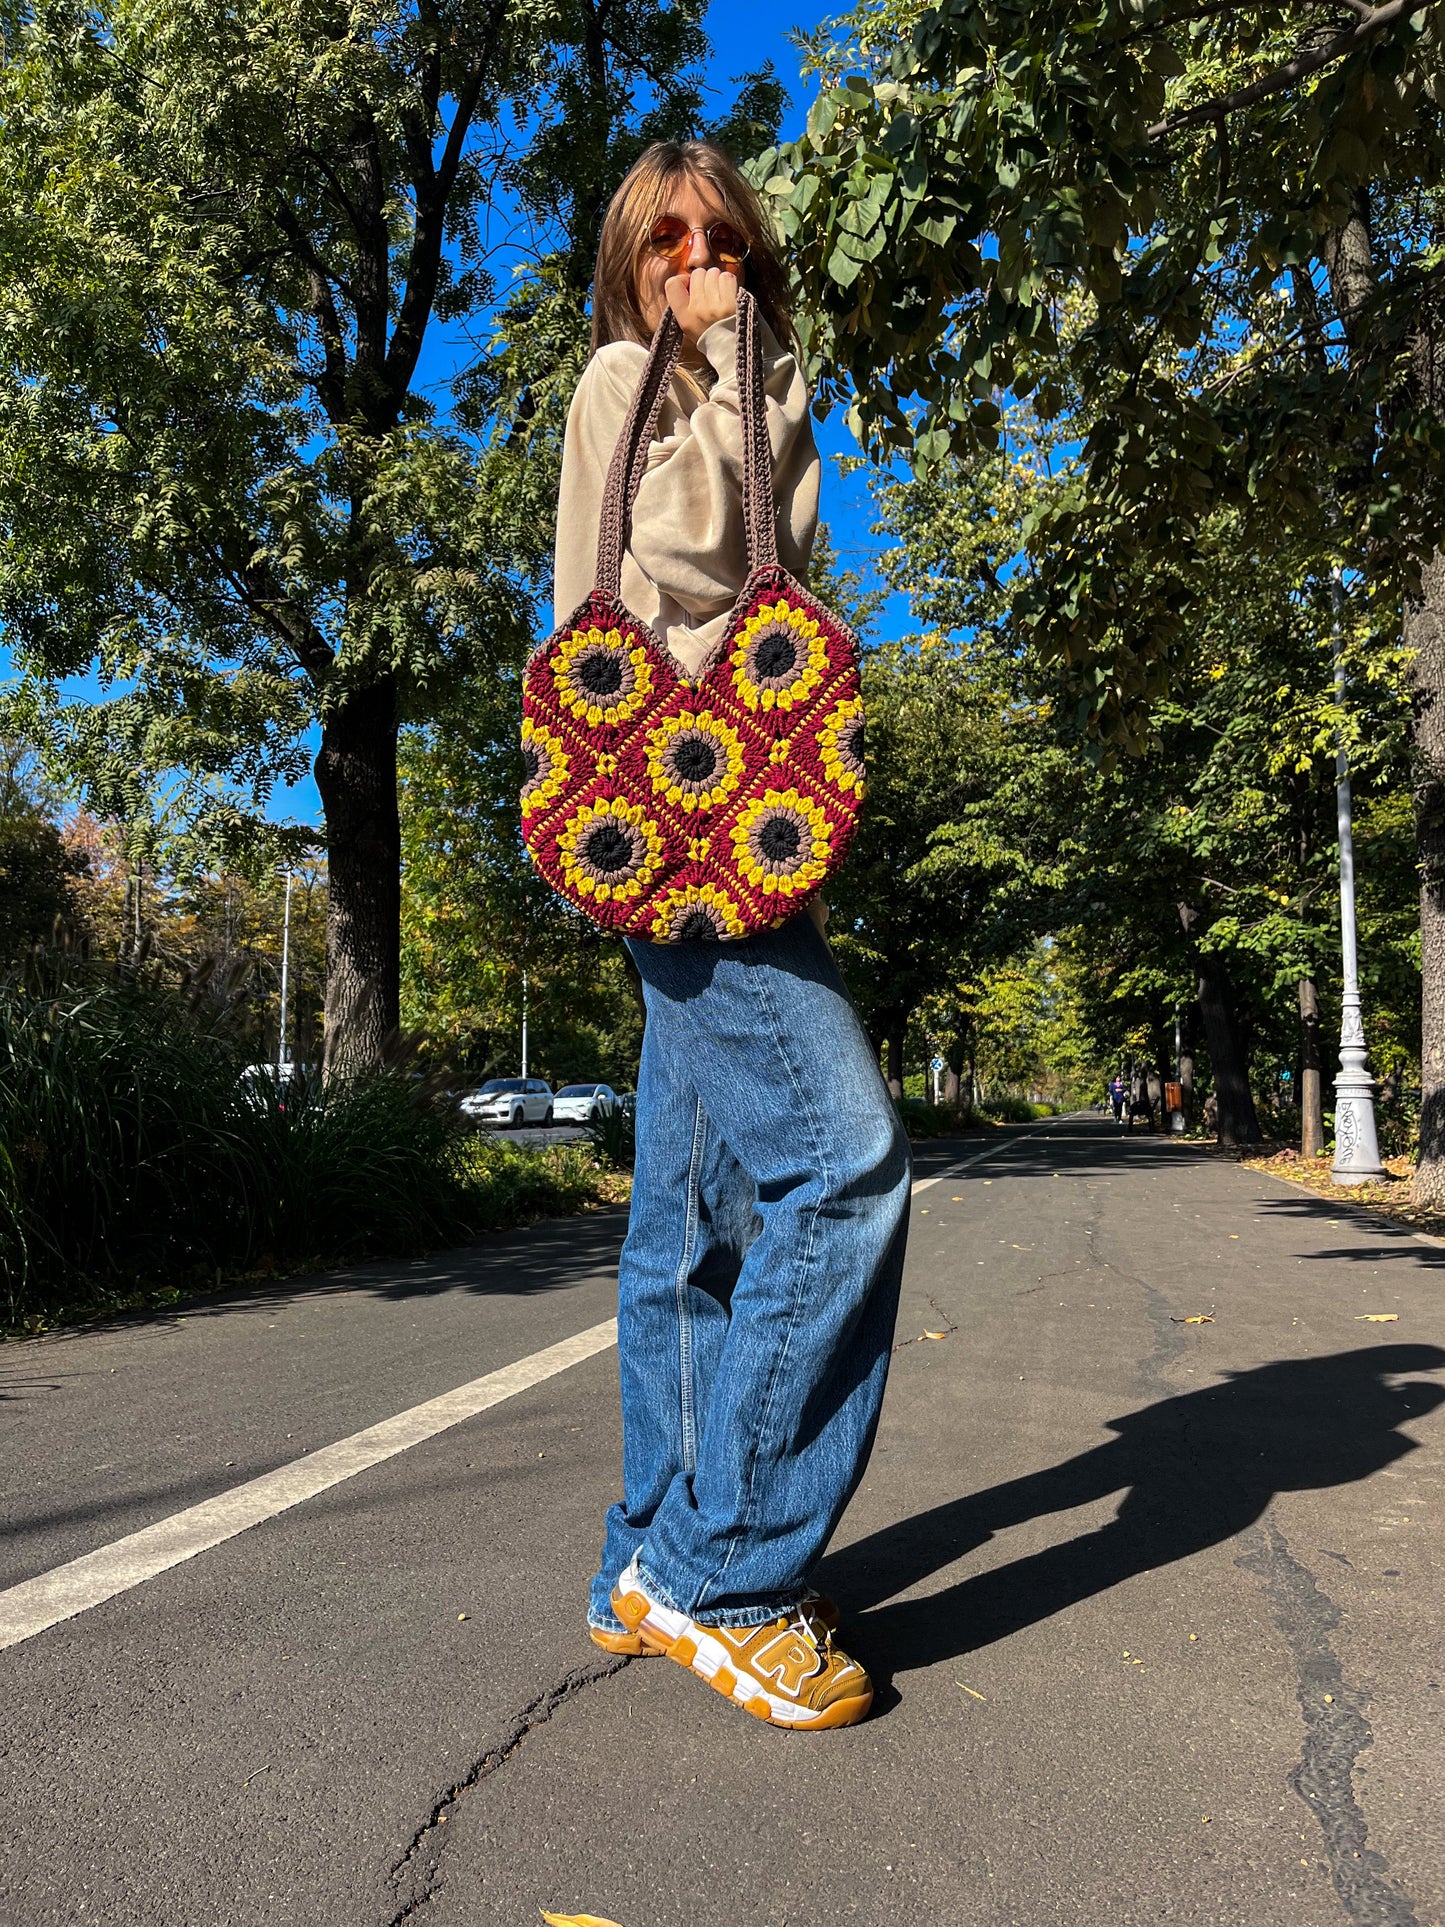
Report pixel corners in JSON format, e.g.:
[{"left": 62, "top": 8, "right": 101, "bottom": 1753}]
[{"left": 521, "top": 292, "right": 864, "bottom": 942}]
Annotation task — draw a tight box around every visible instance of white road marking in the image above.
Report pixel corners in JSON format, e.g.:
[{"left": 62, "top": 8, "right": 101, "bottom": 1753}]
[
  {"left": 0, "top": 1318, "right": 619, "bottom": 1653},
  {"left": 911, "top": 1123, "right": 1055, "bottom": 1196}
]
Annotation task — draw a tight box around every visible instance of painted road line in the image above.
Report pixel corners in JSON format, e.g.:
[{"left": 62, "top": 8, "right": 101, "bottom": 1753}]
[
  {"left": 0, "top": 1318, "right": 619, "bottom": 1653},
  {"left": 911, "top": 1123, "right": 1055, "bottom": 1196}
]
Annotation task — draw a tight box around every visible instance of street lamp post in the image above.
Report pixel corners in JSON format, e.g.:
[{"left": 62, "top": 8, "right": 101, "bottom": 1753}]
[
  {"left": 277, "top": 870, "right": 293, "bottom": 1076},
  {"left": 520, "top": 967, "right": 529, "bottom": 1079},
  {"left": 1330, "top": 567, "right": 1384, "bottom": 1184}
]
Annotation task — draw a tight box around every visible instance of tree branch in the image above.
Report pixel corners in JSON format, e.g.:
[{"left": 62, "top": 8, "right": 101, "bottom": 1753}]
[
  {"left": 1146, "top": 0, "right": 1415, "bottom": 138},
  {"left": 384, "top": 7, "right": 510, "bottom": 400},
  {"left": 271, "top": 202, "right": 349, "bottom": 421}
]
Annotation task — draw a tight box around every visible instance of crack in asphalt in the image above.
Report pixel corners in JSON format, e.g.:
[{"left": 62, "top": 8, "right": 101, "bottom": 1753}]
[
  {"left": 1136, "top": 1280, "right": 1190, "bottom": 1397},
  {"left": 1075, "top": 1187, "right": 1188, "bottom": 1398},
  {"left": 384, "top": 1653, "right": 632, "bottom": 1924},
  {"left": 1236, "top": 1518, "right": 1422, "bottom": 1927}
]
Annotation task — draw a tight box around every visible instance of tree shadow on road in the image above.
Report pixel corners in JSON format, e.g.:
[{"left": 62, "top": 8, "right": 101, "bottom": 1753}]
[{"left": 818, "top": 1344, "right": 1445, "bottom": 1691}]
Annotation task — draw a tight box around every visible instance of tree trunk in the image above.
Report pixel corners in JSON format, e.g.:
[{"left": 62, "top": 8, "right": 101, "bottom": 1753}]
[
  {"left": 1408, "top": 551, "right": 1445, "bottom": 1203},
  {"left": 1179, "top": 1003, "right": 1195, "bottom": 1125},
  {"left": 1179, "top": 902, "right": 1261, "bottom": 1146},
  {"left": 1195, "top": 954, "right": 1262, "bottom": 1146},
  {"left": 1298, "top": 974, "right": 1325, "bottom": 1158},
  {"left": 1153, "top": 1006, "right": 1173, "bottom": 1131},
  {"left": 315, "top": 678, "right": 401, "bottom": 1078}
]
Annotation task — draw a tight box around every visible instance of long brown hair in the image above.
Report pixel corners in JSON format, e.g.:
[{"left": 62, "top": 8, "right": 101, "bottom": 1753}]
[{"left": 589, "top": 140, "right": 794, "bottom": 357}]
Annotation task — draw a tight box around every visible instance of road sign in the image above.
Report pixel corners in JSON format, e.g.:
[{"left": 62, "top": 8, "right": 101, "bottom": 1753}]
[{"left": 931, "top": 1056, "right": 944, "bottom": 1072}]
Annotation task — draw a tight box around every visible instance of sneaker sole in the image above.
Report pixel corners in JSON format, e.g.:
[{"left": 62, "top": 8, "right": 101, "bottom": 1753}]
[
  {"left": 616, "top": 1589, "right": 871, "bottom": 1730},
  {"left": 588, "top": 1625, "right": 655, "bottom": 1657}
]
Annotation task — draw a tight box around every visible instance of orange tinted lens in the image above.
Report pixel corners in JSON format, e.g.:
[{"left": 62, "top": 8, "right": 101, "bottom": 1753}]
[
  {"left": 708, "top": 223, "right": 748, "bottom": 265},
  {"left": 648, "top": 217, "right": 690, "bottom": 258}
]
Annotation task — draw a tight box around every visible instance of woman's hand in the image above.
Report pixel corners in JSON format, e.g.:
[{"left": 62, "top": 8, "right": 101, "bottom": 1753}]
[{"left": 666, "top": 267, "right": 738, "bottom": 345}]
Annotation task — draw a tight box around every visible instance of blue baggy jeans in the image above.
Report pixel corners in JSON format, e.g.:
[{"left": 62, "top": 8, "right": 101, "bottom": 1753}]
[{"left": 589, "top": 910, "right": 912, "bottom": 1632}]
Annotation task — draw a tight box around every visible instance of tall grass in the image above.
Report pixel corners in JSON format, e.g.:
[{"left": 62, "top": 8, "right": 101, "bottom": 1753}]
[{"left": 0, "top": 965, "right": 618, "bottom": 1330}]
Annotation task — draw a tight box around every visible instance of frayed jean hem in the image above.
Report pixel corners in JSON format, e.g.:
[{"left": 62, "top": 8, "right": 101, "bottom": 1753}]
[{"left": 636, "top": 1558, "right": 805, "bottom": 1630}]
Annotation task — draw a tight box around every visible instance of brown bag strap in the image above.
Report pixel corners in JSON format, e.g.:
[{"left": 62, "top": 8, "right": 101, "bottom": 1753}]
[
  {"left": 736, "top": 287, "right": 779, "bottom": 571},
  {"left": 594, "top": 288, "right": 777, "bottom": 600},
  {"left": 595, "top": 309, "right": 683, "bottom": 600}
]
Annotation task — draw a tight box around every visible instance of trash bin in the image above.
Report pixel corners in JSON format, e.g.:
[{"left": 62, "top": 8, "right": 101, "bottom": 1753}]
[{"left": 1165, "top": 1081, "right": 1186, "bottom": 1132}]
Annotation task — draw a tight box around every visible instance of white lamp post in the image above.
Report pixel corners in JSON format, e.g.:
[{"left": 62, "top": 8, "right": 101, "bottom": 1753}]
[
  {"left": 1330, "top": 567, "right": 1384, "bottom": 1183},
  {"left": 277, "top": 870, "right": 293, "bottom": 1076}
]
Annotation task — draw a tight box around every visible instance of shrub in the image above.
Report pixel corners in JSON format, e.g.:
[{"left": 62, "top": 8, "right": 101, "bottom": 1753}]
[
  {"left": 978, "top": 1094, "right": 1059, "bottom": 1123},
  {"left": 0, "top": 966, "right": 619, "bottom": 1330},
  {"left": 894, "top": 1097, "right": 974, "bottom": 1139},
  {"left": 586, "top": 1101, "right": 637, "bottom": 1169}
]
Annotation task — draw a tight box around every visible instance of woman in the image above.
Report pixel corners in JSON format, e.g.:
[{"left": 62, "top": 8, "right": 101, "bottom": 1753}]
[{"left": 556, "top": 140, "right": 911, "bottom": 1731}]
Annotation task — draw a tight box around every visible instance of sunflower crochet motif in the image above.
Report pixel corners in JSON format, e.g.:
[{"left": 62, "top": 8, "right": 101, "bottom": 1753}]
[{"left": 521, "top": 568, "right": 863, "bottom": 941}]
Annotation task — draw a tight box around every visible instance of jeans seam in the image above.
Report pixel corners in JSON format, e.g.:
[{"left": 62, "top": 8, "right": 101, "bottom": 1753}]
[
  {"left": 701, "top": 944, "right": 830, "bottom": 1601},
  {"left": 675, "top": 1094, "right": 708, "bottom": 1477}
]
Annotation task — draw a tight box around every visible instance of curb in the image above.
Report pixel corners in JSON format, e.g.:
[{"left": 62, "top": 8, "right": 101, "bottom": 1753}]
[{"left": 1246, "top": 1164, "right": 1445, "bottom": 1253}]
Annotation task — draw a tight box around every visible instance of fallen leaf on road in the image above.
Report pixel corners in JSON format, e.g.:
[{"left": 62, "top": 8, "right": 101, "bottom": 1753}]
[
  {"left": 923, "top": 1330, "right": 947, "bottom": 1340},
  {"left": 541, "top": 1913, "right": 626, "bottom": 1926},
  {"left": 1171, "top": 1314, "right": 1215, "bottom": 1324},
  {"left": 1355, "top": 1313, "right": 1399, "bottom": 1322},
  {"left": 956, "top": 1681, "right": 987, "bottom": 1702}
]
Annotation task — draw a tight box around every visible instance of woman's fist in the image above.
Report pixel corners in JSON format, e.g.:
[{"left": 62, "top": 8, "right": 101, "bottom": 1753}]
[{"left": 665, "top": 268, "right": 738, "bottom": 344}]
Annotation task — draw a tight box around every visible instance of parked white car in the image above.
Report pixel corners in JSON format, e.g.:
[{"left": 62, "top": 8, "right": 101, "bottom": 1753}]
[
  {"left": 459, "top": 1077, "right": 554, "bottom": 1128},
  {"left": 551, "top": 1083, "right": 619, "bottom": 1123}
]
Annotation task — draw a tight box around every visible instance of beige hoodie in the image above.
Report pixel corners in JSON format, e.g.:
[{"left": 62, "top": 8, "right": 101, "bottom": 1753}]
[{"left": 553, "top": 312, "right": 821, "bottom": 680}]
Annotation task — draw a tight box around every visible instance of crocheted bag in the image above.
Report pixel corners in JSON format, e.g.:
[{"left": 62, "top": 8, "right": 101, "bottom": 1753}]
[{"left": 520, "top": 289, "right": 864, "bottom": 942}]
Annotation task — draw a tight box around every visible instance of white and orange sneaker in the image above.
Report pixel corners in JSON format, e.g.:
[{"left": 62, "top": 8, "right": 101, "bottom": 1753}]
[
  {"left": 590, "top": 1588, "right": 840, "bottom": 1659},
  {"left": 609, "top": 1562, "right": 872, "bottom": 1729}
]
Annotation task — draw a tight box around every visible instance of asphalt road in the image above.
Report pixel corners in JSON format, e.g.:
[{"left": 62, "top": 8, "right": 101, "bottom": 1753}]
[{"left": 2, "top": 1117, "right": 1442, "bottom": 1927}]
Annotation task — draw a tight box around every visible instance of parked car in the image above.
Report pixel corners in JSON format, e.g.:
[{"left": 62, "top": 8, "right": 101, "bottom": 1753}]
[
  {"left": 459, "top": 1077, "right": 553, "bottom": 1128},
  {"left": 551, "top": 1082, "right": 619, "bottom": 1123}
]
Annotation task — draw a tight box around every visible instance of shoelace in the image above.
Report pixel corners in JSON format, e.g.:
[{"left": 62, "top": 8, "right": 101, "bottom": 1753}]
[{"left": 786, "top": 1604, "right": 835, "bottom": 1665}]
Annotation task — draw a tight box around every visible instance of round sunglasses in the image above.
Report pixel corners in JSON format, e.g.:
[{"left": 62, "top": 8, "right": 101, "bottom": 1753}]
[{"left": 646, "top": 215, "right": 750, "bottom": 269}]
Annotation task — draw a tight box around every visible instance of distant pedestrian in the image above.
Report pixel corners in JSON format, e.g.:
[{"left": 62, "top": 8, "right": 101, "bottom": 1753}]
[
  {"left": 1109, "top": 1076, "right": 1126, "bottom": 1123},
  {"left": 559, "top": 140, "right": 910, "bottom": 1731}
]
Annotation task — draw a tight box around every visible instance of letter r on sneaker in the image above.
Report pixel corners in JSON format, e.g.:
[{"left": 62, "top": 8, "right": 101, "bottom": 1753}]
[{"left": 750, "top": 1629, "right": 824, "bottom": 1698}]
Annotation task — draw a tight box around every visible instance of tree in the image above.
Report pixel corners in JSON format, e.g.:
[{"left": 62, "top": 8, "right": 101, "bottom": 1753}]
[
  {"left": 766, "top": 0, "right": 1445, "bottom": 1183},
  {"left": 398, "top": 680, "right": 646, "bottom": 1084},
  {"left": 0, "top": 739, "right": 83, "bottom": 961},
  {"left": 0, "top": 0, "right": 762, "bottom": 1073},
  {"left": 857, "top": 380, "right": 1418, "bottom": 1145}
]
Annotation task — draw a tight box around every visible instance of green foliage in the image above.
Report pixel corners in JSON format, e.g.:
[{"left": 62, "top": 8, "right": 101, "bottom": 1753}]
[
  {"left": 585, "top": 1101, "right": 637, "bottom": 1169},
  {"left": 893, "top": 1097, "right": 971, "bottom": 1138},
  {"left": 0, "top": 811, "right": 83, "bottom": 962},
  {"left": 849, "top": 381, "right": 1419, "bottom": 1138},
  {"left": 0, "top": 965, "right": 616, "bottom": 1328},
  {"left": 398, "top": 701, "right": 644, "bottom": 1083},
  {"left": 0, "top": 0, "right": 782, "bottom": 1069},
  {"left": 771, "top": 0, "right": 1445, "bottom": 749},
  {"left": 977, "top": 1095, "right": 1060, "bottom": 1123}
]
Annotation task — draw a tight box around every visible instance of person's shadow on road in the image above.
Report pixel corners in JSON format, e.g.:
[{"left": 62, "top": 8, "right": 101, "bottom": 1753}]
[{"left": 817, "top": 1344, "right": 1445, "bottom": 1686}]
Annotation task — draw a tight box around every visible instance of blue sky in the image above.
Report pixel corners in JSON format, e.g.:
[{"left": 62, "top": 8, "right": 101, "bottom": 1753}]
[{"left": 5, "top": 0, "right": 896, "bottom": 833}]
